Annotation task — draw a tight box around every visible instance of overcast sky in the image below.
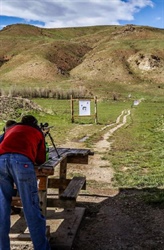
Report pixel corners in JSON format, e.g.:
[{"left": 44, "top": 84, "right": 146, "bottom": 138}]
[{"left": 0, "top": 0, "right": 163, "bottom": 30}]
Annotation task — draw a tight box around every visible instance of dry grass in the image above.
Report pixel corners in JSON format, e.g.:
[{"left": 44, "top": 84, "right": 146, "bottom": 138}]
[{"left": 0, "top": 24, "right": 164, "bottom": 99}]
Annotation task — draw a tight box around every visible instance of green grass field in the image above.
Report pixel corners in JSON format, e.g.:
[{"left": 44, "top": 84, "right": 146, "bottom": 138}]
[
  {"left": 107, "top": 99, "right": 164, "bottom": 188},
  {"left": 0, "top": 92, "right": 163, "bottom": 199},
  {"left": 23, "top": 97, "right": 163, "bottom": 187},
  {"left": 32, "top": 96, "right": 164, "bottom": 191},
  {"left": 32, "top": 97, "right": 132, "bottom": 143}
]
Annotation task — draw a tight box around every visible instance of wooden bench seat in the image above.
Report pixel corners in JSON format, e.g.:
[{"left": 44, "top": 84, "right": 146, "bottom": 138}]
[
  {"left": 60, "top": 176, "right": 86, "bottom": 200},
  {"left": 12, "top": 176, "right": 86, "bottom": 209},
  {"left": 53, "top": 176, "right": 86, "bottom": 208}
]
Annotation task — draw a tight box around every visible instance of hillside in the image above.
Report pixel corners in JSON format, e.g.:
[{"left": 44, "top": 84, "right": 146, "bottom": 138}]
[
  {"left": 0, "top": 24, "right": 164, "bottom": 98},
  {"left": 1, "top": 24, "right": 164, "bottom": 250}
]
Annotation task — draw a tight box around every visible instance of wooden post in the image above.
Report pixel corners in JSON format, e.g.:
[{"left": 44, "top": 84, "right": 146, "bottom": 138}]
[
  {"left": 37, "top": 176, "right": 48, "bottom": 217},
  {"left": 71, "top": 96, "right": 98, "bottom": 124},
  {"left": 71, "top": 95, "right": 74, "bottom": 123},
  {"left": 94, "top": 96, "right": 98, "bottom": 124},
  {"left": 59, "top": 157, "right": 68, "bottom": 194}
]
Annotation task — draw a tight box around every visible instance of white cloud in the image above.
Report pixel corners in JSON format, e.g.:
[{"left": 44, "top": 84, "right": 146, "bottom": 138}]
[{"left": 0, "top": 0, "right": 154, "bottom": 28}]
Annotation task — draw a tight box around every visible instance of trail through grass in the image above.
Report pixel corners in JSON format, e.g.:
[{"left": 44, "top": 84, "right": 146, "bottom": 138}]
[{"left": 107, "top": 99, "right": 164, "bottom": 188}]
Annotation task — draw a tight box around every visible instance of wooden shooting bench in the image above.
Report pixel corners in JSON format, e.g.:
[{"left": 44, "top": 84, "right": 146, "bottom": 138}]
[{"left": 10, "top": 147, "right": 94, "bottom": 249}]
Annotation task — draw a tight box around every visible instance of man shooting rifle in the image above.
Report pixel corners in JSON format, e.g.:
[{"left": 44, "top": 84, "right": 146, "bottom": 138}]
[{"left": 0, "top": 115, "right": 51, "bottom": 250}]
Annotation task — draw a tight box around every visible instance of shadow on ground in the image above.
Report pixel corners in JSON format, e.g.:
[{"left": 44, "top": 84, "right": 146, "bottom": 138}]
[{"left": 72, "top": 188, "right": 164, "bottom": 250}]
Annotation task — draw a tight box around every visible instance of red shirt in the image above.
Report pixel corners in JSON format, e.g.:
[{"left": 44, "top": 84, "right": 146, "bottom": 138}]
[{"left": 0, "top": 124, "right": 46, "bottom": 165}]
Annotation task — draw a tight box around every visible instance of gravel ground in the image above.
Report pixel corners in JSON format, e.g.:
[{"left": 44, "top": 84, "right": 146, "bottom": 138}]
[{"left": 72, "top": 188, "right": 164, "bottom": 250}]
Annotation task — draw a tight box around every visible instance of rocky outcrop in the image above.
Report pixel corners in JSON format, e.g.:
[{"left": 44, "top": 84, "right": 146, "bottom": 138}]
[{"left": 0, "top": 96, "right": 42, "bottom": 120}]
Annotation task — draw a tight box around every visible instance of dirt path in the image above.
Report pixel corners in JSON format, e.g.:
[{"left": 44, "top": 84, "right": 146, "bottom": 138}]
[
  {"left": 90, "top": 109, "right": 131, "bottom": 182},
  {"left": 64, "top": 109, "right": 131, "bottom": 186},
  {"left": 72, "top": 109, "right": 164, "bottom": 250},
  {"left": 94, "top": 109, "right": 130, "bottom": 152}
]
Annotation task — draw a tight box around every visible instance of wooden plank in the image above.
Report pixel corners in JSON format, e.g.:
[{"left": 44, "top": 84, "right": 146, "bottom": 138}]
[
  {"left": 49, "top": 147, "right": 70, "bottom": 156},
  {"left": 47, "top": 197, "right": 76, "bottom": 208},
  {"left": 39, "top": 148, "right": 94, "bottom": 169},
  {"left": 10, "top": 233, "right": 31, "bottom": 241},
  {"left": 48, "top": 178, "right": 86, "bottom": 190},
  {"left": 35, "top": 167, "right": 54, "bottom": 176},
  {"left": 11, "top": 196, "right": 72, "bottom": 211},
  {"left": 60, "top": 157, "right": 67, "bottom": 179},
  {"left": 10, "top": 208, "right": 85, "bottom": 250},
  {"left": 59, "top": 157, "right": 67, "bottom": 194},
  {"left": 38, "top": 190, "right": 47, "bottom": 216},
  {"left": 48, "top": 178, "right": 71, "bottom": 189},
  {"left": 12, "top": 175, "right": 86, "bottom": 209},
  {"left": 10, "top": 226, "right": 50, "bottom": 241},
  {"left": 37, "top": 176, "right": 48, "bottom": 216},
  {"left": 37, "top": 176, "right": 48, "bottom": 190},
  {"left": 60, "top": 177, "right": 86, "bottom": 200},
  {"left": 66, "top": 148, "right": 94, "bottom": 156},
  {"left": 67, "top": 154, "right": 89, "bottom": 164},
  {"left": 48, "top": 207, "right": 85, "bottom": 250}
]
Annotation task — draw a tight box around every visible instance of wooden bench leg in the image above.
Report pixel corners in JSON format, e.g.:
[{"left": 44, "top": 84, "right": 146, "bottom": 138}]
[
  {"left": 37, "top": 176, "right": 48, "bottom": 216},
  {"left": 59, "top": 158, "right": 67, "bottom": 195}
]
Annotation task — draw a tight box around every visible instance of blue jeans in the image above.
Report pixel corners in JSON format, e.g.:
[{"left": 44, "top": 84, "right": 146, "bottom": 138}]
[{"left": 0, "top": 153, "right": 51, "bottom": 250}]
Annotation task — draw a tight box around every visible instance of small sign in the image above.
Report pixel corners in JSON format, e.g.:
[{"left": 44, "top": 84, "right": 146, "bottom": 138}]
[
  {"left": 133, "top": 100, "right": 139, "bottom": 106},
  {"left": 79, "top": 100, "right": 91, "bottom": 116}
]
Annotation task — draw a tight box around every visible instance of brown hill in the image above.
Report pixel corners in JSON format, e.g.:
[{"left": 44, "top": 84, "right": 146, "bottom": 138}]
[{"left": 0, "top": 24, "right": 164, "bottom": 97}]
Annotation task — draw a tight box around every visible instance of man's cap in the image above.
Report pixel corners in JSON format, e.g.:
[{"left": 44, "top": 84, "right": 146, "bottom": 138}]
[
  {"left": 21, "top": 115, "right": 38, "bottom": 125},
  {"left": 5, "top": 120, "right": 16, "bottom": 128}
]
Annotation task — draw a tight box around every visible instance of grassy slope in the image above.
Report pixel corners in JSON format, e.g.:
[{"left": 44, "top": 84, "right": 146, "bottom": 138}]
[{"left": 0, "top": 24, "right": 164, "bottom": 98}]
